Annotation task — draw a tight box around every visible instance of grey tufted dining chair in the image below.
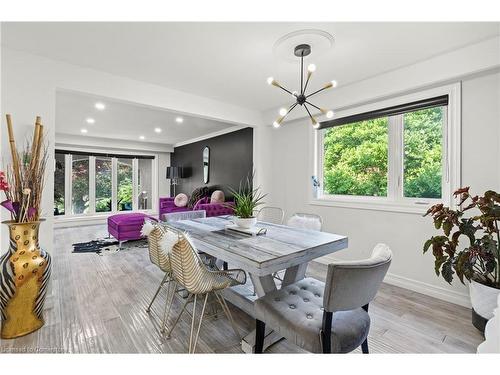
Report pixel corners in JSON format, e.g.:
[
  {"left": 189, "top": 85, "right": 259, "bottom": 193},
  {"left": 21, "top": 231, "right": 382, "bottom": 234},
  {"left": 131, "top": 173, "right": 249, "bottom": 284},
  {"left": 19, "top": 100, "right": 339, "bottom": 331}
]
[{"left": 254, "top": 243, "right": 392, "bottom": 354}]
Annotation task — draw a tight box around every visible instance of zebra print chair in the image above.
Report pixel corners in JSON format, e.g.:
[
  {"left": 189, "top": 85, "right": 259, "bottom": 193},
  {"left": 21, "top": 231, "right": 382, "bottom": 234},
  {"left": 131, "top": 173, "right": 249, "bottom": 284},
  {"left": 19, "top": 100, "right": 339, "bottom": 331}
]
[
  {"left": 163, "top": 224, "right": 246, "bottom": 353},
  {"left": 143, "top": 221, "right": 178, "bottom": 334}
]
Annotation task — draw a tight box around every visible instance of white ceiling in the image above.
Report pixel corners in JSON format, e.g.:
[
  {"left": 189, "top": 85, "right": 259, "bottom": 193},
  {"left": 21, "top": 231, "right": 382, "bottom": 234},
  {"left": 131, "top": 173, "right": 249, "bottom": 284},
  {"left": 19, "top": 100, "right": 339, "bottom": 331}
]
[
  {"left": 55, "top": 90, "right": 236, "bottom": 145},
  {"left": 3, "top": 22, "right": 500, "bottom": 112}
]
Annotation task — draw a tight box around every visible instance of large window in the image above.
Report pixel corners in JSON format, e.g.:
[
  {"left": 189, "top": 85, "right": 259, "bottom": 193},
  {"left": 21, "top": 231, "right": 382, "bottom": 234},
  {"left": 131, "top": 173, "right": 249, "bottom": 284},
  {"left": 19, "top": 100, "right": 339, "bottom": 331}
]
[
  {"left": 71, "top": 154, "right": 89, "bottom": 215},
  {"left": 315, "top": 86, "right": 460, "bottom": 211},
  {"left": 138, "top": 158, "right": 152, "bottom": 210},
  {"left": 323, "top": 117, "right": 388, "bottom": 197},
  {"left": 117, "top": 158, "right": 133, "bottom": 211},
  {"left": 95, "top": 157, "right": 112, "bottom": 213},
  {"left": 403, "top": 107, "right": 443, "bottom": 199},
  {"left": 54, "top": 152, "right": 156, "bottom": 217},
  {"left": 54, "top": 153, "right": 66, "bottom": 215}
]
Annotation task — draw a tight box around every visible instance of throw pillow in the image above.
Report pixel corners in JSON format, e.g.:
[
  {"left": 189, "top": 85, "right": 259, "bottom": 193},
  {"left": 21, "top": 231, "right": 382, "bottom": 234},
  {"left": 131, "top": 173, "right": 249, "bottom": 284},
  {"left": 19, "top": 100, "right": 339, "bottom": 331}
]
[
  {"left": 210, "top": 190, "right": 225, "bottom": 203},
  {"left": 188, "top": 186, "right": 209, "bottom": 208},
  {"left": 174, "top": 193, "right": 188, "bottom": 207}
]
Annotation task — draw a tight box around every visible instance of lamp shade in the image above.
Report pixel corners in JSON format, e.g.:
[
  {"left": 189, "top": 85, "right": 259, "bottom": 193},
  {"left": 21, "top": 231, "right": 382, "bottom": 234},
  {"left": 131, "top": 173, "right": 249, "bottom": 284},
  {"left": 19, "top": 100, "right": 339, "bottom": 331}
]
[{"left": 166, "top": 166, "right": 184, "bottom": 179}]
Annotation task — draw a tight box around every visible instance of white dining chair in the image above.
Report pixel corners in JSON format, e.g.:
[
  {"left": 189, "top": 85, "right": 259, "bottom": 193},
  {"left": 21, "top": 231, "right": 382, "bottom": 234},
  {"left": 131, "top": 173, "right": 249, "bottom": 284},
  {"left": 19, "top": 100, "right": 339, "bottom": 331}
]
[
  {"left": 257, "top": 206, "right": 285, "bottom": 224},
  {"left": 287, "top": 212, "right": 323, "bottom": 231}
]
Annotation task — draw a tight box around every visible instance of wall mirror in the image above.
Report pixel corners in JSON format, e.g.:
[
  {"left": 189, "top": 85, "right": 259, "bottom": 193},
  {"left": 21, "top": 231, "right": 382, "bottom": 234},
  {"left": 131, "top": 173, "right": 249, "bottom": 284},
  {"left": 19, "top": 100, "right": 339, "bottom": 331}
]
[{"left": 203, "top": 146, "right": 210, "bottom": 184}]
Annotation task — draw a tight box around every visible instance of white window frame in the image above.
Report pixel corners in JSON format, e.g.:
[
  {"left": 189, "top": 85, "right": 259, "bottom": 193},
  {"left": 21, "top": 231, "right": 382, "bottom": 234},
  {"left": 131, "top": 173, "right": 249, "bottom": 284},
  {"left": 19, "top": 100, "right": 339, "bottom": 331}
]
[
  {"left": 56, "top": 151, "right": 157, "bottom": 220},
  {"left": 310, "top": 83, "right": 461, "bottom": 214}
]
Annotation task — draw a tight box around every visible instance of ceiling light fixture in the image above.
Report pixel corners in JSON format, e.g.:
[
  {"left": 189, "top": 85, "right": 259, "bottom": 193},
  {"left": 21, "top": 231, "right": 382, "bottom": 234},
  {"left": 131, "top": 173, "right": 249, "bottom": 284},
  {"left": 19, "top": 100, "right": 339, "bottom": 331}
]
[
  {"left": 139, "top": 135, "right": 145, "bottom": 140},
  {"left": 86, "top": 118, "right": 95, "bottom": 124},
  {"left": 175, "top": 117, "right": 184, "bottom": 123},
  {"left": 80, "top": 128, "right": 88, "bottom": 134},
  {"left": 95, "top": 102, "right": 106, "bottom": 110},
  {"left": 154, "top": 127, "right": 162, "bottom": 133},
  {"left": 267, "top": 44, "right": 336, "bottom": 129}
]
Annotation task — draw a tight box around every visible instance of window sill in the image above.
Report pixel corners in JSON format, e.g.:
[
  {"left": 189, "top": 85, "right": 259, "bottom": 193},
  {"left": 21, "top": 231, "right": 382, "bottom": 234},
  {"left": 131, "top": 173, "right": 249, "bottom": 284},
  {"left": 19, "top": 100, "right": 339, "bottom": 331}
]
[{"left": 309, "top": 197, "right": 434, "bottom": 215}]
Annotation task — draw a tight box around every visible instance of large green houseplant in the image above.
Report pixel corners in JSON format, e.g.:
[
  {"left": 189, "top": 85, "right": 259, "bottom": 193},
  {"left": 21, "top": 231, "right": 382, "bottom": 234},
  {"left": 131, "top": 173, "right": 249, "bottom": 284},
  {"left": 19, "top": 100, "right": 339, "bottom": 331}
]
[
  {"left": 424, "top": 187, "right": 500, "bottom": 330},
  {"left": 227, "top": 175, "right": 266, "bottom": 229}
]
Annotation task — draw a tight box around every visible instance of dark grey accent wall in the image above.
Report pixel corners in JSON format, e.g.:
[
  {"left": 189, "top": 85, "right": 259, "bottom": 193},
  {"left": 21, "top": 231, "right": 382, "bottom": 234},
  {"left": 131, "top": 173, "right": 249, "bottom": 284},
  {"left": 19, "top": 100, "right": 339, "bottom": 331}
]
[{"left": 170, "top": 127, "right": 253, "bottom": 197}]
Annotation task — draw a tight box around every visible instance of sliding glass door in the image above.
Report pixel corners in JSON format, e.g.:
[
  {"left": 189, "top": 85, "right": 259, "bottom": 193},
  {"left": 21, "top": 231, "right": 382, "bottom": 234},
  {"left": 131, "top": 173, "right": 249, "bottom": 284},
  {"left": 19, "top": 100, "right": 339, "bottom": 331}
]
[{"left": 55, "top": 151, "right": 156, "bottom": 217}]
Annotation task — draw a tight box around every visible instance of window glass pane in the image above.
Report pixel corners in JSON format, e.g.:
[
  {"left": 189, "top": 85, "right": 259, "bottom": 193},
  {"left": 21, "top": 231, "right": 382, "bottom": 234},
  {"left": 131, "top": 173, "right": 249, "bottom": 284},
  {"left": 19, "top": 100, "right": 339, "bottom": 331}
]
[
  {"left": 54, "top": 153, "right": 65, "bottom": 215},
  {"left": 403, "top": 107, "right": 443, "bottom": 199},
  {"left": 323, "top": 117, "right": 388, "bottom": 196},
  {"left": 72, "top": 154, "right": 89, "bottom": 214},
  {"left": 138, "top": 159, "right": 152, "bottom": 210},
  {"left": 117, "top": 158, "right": 133, "bottom": 211},
  {"left": 96, "top": 157, "right": 112, "bottom": 212}
]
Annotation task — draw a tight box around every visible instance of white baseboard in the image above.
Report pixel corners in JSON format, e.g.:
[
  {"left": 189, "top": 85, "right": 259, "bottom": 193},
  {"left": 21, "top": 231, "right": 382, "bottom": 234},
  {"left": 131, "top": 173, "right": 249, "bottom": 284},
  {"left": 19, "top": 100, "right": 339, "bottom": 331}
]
[{"left": 384, "top": 272, "right": 471, "bottom": 308}]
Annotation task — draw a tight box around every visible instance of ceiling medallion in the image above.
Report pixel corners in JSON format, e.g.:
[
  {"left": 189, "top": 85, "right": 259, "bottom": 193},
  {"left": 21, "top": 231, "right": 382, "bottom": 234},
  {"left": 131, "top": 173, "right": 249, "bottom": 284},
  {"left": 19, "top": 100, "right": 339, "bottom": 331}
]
[{"left": 267, "top": 43, "right": 337, "bottom": 129}]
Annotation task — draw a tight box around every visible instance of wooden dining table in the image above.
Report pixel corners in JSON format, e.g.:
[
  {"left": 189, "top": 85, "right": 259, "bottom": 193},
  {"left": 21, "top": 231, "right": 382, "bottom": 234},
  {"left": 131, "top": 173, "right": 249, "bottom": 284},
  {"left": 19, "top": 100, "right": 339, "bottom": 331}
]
[{"left": 168, "top": 215, "right": 348, "bottom": 353}]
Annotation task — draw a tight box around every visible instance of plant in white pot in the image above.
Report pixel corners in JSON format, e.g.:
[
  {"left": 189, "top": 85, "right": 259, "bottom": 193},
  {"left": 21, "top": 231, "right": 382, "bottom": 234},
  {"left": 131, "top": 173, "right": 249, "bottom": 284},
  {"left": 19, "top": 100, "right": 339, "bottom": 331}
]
[
  {"left": 424, "top": 187, "right": 500, "bottom": 332},
  {"left": 226, "top": 176, "right": 266, "bottom": 229}
]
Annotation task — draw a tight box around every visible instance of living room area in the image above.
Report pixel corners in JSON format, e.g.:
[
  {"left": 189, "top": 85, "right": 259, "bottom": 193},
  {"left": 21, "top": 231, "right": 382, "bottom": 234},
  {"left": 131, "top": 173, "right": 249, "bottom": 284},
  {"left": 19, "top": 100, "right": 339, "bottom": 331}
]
[{"left": 0, "top": 8, "right": 500, "bottom": 368}]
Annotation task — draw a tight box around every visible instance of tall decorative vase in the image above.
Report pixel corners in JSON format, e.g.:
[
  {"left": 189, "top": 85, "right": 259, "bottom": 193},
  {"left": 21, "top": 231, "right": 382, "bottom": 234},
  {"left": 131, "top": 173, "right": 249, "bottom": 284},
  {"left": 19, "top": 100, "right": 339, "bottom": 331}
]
[{"left": 0, "top": 220, "right": 51, "bottom": 339}]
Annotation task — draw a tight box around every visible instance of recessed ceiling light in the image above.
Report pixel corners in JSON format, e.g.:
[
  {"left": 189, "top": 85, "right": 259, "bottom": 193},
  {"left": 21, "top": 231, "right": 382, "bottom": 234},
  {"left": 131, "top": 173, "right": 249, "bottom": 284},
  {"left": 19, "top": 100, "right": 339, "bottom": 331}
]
[
  {"left": 95, "top": 102, "right": 106, "bottom": 110},
  {"left": 139, "top": 135, "right": 145, "bottom": 140},
  {"left": 86, "top": 118, "right": 95, "bottom": 124},
  {"left": 175, "top": 117, "right": 184, "bottom": 123},
  {"left": 154, "top": 127, "right": 162, "bottom": 133},
  {"left": 81, "top": 128, "right": 88, "bottom": 134}
]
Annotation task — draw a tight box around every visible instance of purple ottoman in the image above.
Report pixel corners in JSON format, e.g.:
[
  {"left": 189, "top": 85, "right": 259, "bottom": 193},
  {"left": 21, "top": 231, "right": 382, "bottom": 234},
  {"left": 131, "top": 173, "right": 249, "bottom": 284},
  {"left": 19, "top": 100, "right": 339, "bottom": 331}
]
[{"left": 107, "top": 213, "right": 157, "bottom": 248}]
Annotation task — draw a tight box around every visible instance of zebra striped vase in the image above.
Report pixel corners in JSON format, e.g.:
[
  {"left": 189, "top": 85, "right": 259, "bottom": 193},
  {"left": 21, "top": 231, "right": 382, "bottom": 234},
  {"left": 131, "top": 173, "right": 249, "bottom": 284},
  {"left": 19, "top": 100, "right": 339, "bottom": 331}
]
[{"left": 0, "top": 221, "right": 51, "bottom": 339}]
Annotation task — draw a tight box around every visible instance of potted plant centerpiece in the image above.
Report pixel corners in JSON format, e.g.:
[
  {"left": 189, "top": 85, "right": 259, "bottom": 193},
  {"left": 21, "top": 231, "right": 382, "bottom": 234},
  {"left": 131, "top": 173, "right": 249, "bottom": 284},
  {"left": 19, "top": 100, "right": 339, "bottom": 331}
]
[
  {"left": 0, "top": 114, "right": 51, "bottom": 339},
  {"left": 424, "top": 187, "right": 500, "bottom": 332},
  {"left": 227, "top": 175, "right": 266, "bottom": 229}
]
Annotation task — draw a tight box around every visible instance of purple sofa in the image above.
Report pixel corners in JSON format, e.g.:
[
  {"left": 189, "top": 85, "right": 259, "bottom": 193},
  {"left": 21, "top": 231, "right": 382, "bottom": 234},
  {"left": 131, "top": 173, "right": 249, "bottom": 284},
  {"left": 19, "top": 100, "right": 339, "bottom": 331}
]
[
  {"left": 159, "top": 196, "right": 234, "bottom": 220},
  {"left": 108, "top": 212, "right": 157, "bottom": 248}
]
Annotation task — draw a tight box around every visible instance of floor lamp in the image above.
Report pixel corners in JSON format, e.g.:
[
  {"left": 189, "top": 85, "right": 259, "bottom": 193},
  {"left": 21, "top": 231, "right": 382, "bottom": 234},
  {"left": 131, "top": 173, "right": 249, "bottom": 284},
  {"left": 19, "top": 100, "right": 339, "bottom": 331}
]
[{"left": 166, "top": 166, "right": 184, "bottom": 196}]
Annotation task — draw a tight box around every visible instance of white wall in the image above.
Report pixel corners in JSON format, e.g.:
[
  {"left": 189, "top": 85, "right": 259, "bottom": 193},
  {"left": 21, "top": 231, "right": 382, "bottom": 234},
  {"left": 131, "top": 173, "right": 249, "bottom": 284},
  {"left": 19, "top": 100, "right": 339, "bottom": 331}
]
[{"left": 262, "top": 71, "right": 500, "bottom": 307}]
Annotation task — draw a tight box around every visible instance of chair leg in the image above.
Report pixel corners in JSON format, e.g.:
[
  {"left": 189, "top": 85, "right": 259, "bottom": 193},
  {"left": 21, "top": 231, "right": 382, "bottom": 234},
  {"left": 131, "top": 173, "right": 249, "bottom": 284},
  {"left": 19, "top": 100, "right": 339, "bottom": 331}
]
[
  {"left": 165, "top": 293, "right": 192, "bottom": 338},
  {"left": 146, "top": 273, "right": 170, "bottom": 312},
  {"left": 188, "top": 294, "right": 198, "bottom": 353},
  {"left": 215, "top": 292, "right": 241, "bottom": 340},
  {"left": 191, "top": 293, "right": 209, "bottom": 353},
  {"left": 160, "top": 280, "right": 177, "bottom": 333},
  {"left": 361, "top": 338, "right": 369, "bottom": 354},
  {"left": 255, "top": 319, "right": 265, "bottom": 354}
]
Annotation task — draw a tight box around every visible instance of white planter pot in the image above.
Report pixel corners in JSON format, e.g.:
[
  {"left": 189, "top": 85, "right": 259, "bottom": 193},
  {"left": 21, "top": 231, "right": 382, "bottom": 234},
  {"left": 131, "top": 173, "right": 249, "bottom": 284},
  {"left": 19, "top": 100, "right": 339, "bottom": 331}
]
[
  {"left": 233, "top": 217, "right": 257, "bottom": 229},
  {"left": 469, "top": 280, "right": 500, "bottom": 320}
]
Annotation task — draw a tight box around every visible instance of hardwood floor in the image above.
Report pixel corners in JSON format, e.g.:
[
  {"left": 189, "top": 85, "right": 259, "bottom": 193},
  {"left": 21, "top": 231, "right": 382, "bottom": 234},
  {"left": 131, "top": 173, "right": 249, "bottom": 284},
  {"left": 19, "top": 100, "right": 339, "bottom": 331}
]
[{"left": 0, "top": 224, "right": 483, "bottom": 353}]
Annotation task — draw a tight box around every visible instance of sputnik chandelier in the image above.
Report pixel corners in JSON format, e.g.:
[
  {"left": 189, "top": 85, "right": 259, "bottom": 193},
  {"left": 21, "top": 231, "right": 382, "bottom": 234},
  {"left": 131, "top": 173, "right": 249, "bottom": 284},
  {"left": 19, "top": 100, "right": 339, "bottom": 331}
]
[{"left": 267, "top": 43, "right": 337, "bottom": 129}]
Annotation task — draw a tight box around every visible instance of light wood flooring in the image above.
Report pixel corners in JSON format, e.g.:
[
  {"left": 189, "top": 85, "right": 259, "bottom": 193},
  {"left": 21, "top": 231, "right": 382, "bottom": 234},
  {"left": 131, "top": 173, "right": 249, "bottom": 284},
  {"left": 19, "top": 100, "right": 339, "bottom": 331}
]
[{"left": 0, "top": 224, "right": 484, "bottom": 354}]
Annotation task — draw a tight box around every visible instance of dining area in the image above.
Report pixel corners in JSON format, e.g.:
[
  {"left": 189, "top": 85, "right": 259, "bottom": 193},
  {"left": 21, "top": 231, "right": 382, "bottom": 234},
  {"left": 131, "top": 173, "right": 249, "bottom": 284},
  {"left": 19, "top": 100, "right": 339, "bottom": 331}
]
[{"left": 144, "top": 208, "right": 392, "bottom": 354}]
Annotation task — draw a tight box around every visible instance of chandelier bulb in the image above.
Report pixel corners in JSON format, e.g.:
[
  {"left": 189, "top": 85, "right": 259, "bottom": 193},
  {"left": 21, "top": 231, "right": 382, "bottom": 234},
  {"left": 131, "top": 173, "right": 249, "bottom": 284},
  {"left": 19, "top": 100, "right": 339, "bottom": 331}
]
[
  {"left": 273, "top": 121, "right": 281, "bottom": 128},
  {"left": 326, "top": 110, "right": 334, "bottom": 119},
  {"left": 307, "top": 64, "right": 316, "bottom": 73},
  {"left": 313, "top": 123, "right": 320, "bottom": 129},
  {"left": 331, "top": 80, "right": 338, "bottom": 88},
  {"left": 279, "top": 108, "right": 288, "bottom": 116},
  {"left": 267, "top": 77, "right": 274, "bottom": 85}
]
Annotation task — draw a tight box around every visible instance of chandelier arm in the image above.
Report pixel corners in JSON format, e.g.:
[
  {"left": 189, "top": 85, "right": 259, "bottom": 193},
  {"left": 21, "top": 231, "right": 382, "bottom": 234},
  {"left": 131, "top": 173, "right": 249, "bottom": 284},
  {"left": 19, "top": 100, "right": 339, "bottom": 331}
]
[
  {"left": 275, "top": 83, "right": 295, "bottom": 96},
  {"left": 305, "top": 100, "right": 322, "bottom": 112},
  {"left": 304, "top": 103, "right": 316, "bottom": 123},
  {"left": 306, "top": 85, "right": 331, "bottom": 99},
  {"left": 285, "top": 102, "right": 298, "bottom": 117}
]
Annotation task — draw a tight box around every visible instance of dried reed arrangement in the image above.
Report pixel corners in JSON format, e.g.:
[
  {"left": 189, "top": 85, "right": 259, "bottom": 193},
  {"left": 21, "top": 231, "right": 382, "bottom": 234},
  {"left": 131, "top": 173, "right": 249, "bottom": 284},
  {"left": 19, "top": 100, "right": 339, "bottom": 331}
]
[{"left": 1, "top": 114, "right": 48, "bottom": 223}]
